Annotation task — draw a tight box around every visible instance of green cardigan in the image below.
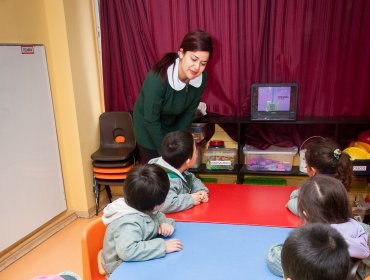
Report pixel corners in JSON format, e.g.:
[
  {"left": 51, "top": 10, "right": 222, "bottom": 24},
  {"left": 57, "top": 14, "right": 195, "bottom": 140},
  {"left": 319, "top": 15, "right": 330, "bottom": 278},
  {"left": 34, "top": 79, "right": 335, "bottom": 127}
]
[{"left": 133, "top": 70, "right": 208, "bottom": 152}]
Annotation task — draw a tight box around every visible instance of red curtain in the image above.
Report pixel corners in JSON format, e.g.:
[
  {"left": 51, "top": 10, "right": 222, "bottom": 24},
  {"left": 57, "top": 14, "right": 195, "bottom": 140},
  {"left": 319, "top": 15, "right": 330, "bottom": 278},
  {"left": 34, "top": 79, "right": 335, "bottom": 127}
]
[
  {"left": 100, "top": 0, "right": 370, "bottom": 147},
  {"left": 100, "top": 0, "right": 370, "bottom": 117}
]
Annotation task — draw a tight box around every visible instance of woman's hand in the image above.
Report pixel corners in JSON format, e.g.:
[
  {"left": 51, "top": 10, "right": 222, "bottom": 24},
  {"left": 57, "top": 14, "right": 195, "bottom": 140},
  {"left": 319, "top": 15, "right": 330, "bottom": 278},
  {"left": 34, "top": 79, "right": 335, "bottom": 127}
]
[
  {"left": 158, "top": 223, "right": 175, "bottom": 237},
  {"left": 165, "top": 239, "right": 183, "bottom": 253}
]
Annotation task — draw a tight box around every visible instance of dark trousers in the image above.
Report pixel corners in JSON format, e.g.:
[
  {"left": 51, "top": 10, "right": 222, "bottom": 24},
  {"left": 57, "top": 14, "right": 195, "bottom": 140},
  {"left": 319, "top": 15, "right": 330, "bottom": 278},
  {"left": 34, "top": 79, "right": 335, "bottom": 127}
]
[{"left": 137, "top": 144, "right": 160, "bottom": 164}]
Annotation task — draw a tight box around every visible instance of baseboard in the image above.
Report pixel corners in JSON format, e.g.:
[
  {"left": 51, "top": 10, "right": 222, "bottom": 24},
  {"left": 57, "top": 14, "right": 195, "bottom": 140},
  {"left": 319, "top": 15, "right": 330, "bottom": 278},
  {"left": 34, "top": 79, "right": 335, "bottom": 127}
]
[
  {"left": 75, "top": 195, "right": 119, "bottom": 218},
  {"left": 0, "top": 211, "right": 77, "bottom": 272}
]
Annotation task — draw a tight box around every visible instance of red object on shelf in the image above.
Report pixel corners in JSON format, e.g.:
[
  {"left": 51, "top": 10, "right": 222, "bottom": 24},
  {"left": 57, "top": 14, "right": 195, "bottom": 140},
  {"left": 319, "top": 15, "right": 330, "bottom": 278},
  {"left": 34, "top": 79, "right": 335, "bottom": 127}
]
[
  {"left": 209, "top": 140, "right": 225, "bottom": 148},
  {"left": 358, "top": 130, "right": 370, "bottom": 145}
]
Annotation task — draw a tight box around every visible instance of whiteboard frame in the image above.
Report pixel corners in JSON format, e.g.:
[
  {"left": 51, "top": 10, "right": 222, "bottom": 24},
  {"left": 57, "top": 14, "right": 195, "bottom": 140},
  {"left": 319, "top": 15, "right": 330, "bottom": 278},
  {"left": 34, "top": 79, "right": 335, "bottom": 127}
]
[{"left": 0, "top": 44, "right": 66, "bottom": 251}]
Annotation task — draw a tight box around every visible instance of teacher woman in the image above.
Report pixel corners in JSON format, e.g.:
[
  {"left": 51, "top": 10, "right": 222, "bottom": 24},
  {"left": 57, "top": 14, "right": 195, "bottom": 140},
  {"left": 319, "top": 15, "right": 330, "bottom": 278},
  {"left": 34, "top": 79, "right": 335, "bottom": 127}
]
[{"left": 133, "top": 30, "right": 213, "bottom": 163}]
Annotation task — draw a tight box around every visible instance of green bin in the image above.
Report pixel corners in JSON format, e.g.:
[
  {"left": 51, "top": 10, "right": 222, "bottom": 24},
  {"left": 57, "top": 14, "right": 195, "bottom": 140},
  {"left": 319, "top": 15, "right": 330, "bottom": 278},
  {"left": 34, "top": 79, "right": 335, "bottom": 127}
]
[
  {"left": 200, "top": 177, "right": 218, "bottom": 183},
  {"left": 243, "top": 177, "right": 286, "bottom": 186}
]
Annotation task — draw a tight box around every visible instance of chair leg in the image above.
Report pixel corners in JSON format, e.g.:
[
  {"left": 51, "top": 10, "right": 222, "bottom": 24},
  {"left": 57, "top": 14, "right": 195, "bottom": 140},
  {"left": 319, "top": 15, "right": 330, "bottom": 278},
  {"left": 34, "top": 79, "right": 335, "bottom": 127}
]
[
  {"left": 93, "top": 178, "right": 99, "bottom": 216},
  {"left": 94, "top": 181, "right": 101, "bottom": 216},
  {"left": 105, "top": 185, "right": 112, "bottom": 202},
  {"left": 96, "top": 184, "right": 102, "bottom": 216}
]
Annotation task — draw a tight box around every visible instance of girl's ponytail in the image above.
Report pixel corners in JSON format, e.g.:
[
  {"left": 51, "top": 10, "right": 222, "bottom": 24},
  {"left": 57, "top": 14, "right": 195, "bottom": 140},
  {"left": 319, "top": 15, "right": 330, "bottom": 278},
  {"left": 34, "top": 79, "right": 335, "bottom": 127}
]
[
  {"left": 305, "top": 138, "right": 353, "bottom": 191},
  {"left": 335, "top": 151, "right": 353, "bottom": 191}
]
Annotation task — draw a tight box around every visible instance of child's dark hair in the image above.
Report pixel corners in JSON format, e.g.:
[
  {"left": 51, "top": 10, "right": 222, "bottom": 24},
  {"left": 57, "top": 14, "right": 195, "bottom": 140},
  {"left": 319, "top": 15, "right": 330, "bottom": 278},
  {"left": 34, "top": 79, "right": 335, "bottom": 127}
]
[
  {"left": 152, "top": 30, "right": 213, "bottom": 80},
  {"left": 305, "top": 138, "right": 353, "bottom": 190},
  {"left": 281, "top": 223, "right": 350, "bottom": 280},
  {"left": 124, "top": 164, "right": 170, "bottom": 212},
  {"left": 161, "top": 130, "right": 194, "bottom": 169},
  {"left": 298, "top": 175, "right": 352, "bottom": 224}
]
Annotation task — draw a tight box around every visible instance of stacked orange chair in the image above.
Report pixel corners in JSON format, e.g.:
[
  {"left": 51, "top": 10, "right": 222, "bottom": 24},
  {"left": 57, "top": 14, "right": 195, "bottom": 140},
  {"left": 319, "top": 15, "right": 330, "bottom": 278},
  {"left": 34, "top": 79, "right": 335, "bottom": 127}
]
[{"left": 91, "top": 112, "right": 136, "bottom": 215}]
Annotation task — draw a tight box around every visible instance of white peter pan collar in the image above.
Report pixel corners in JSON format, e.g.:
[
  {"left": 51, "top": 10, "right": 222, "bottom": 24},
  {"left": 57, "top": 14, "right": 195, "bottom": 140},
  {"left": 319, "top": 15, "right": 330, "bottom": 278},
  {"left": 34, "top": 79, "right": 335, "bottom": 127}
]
[{"left": 167, "top": 58, "right": 203, "bottom": 90}]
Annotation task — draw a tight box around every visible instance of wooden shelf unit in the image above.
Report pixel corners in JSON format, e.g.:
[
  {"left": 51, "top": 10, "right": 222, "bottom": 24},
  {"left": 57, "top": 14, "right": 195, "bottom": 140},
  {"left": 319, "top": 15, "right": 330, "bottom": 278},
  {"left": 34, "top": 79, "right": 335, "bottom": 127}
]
[{"left": 192, "top": 114, "right": 370, "bottom": 183}]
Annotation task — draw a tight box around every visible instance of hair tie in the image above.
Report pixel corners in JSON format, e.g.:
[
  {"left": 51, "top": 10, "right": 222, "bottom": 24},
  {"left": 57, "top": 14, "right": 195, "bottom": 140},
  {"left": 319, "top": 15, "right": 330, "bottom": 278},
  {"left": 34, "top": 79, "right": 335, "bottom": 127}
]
[{"left": 333, "top": 149, "right": 341, "bottom": 160}]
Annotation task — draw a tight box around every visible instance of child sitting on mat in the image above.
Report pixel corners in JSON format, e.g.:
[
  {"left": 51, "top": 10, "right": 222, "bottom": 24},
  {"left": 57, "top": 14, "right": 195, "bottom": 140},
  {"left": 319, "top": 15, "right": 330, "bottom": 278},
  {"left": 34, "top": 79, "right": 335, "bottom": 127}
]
[
  {"left": 101, "top": 164, "right": 182, "bottom": 275},
  {"left": 287, "top": 137, "right": 352, "bottom": 216},
  {"left": 149, "top": 130, "right": 209, "bottom": 213},
  {"left": 281, "top": 223, "right": 350, "bottom": 280},
  {"left": 268, "top": 175, "right": 370, "bottom": 279}
]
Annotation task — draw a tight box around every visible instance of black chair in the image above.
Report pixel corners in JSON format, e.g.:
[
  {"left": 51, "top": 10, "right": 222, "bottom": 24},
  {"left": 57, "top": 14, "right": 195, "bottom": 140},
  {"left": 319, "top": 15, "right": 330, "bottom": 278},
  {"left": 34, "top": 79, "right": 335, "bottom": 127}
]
[
  {"left": 91, "top": 112, "right": 136, "bottom": 161},
  {"left": 91, "top": 112, "right": 136, "bottom": 215}
]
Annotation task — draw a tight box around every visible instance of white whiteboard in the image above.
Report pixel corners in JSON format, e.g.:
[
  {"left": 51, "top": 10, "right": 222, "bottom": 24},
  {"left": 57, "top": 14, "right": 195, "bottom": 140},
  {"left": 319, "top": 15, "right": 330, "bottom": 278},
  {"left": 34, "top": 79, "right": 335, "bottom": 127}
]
[{"left": 0, "top": 45, "right": 66, "bottom": 251}]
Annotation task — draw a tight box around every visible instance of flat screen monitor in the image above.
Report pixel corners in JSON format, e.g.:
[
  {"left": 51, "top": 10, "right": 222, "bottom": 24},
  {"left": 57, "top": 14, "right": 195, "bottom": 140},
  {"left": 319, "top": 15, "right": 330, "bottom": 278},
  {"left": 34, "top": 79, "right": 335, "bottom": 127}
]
[{"left": 250, "top": 83, "right": 298, "bottom": 121}]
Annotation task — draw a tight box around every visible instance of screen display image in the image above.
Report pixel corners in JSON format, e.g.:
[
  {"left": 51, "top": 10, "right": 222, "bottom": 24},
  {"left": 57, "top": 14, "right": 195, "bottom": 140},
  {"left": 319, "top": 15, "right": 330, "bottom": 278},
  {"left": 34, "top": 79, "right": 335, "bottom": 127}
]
[
  {"left": 250, "top": 83, "right": 298, "bottom": 121},
  {"left": 257, "top": 86, "right": 291, "bottom": 112}
]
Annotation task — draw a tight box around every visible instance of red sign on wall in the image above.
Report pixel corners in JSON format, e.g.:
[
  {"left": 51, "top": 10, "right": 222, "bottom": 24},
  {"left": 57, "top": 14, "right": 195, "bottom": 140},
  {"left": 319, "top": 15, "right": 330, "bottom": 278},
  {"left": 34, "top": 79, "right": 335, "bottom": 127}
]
[{"left": 21, "top": 46, "right": 34, "bottom": 54}]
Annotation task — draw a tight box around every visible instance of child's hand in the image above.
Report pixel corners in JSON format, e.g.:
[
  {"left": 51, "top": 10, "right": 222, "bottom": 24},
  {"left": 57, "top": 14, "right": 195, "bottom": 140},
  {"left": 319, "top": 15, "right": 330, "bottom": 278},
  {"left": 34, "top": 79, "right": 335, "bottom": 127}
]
[
  {"left": 198, "top": 190, "right": 209, "bottom": 202},
  {"left": 165, "top": 239, "right": 183, "bottom": 253},
  {"left": 191, "top": 192, "right": 203, "bottom": 205},
  {"left": 158, "top": 223, "right": 174, "bottom": 237}
]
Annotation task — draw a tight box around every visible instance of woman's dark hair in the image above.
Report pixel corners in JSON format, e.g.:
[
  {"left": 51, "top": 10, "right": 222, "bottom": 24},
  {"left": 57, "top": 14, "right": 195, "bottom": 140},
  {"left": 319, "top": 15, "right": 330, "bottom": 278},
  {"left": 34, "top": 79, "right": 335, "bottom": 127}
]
[
  {"left": 152, "top": 30, "right": 213, "bottom": 79},
  {"left": 305, "top": 138, "right": 353, "bottom": 190},
  {"left": 298, "top": 175, "right": 352, "bottom": 224},
  {"left": 124, "top": 164, "right": 170, "bottom": 212},
  {"left": 161, "top": 130, "right": 194, "bottom": 169}
]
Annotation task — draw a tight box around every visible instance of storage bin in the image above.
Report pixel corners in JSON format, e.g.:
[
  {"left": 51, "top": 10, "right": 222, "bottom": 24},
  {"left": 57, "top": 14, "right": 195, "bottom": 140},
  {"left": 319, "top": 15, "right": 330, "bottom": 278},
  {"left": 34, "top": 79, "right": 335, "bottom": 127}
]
[
  {"left": 204, "top": 148, "right": 237, "bottom": 170},
  {"left": 192, "top": 144, "right": 203, "bottom": 169},
  {"left": 243, "top": 145, "right": 298, "bottom": 172},
  {"left": 190, "top": 123, "right": 206, "bottom": 143}
]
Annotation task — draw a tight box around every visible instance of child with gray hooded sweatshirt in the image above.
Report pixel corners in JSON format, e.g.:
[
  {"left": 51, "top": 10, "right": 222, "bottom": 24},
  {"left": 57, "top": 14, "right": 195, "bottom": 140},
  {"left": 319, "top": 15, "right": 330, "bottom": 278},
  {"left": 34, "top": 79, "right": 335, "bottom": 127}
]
[
  {"left": 149, "top": 130, "right": 209, "bottom": 213},
  {"left": 101, "top": 164, "right": 183, "bottom": 275}
]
